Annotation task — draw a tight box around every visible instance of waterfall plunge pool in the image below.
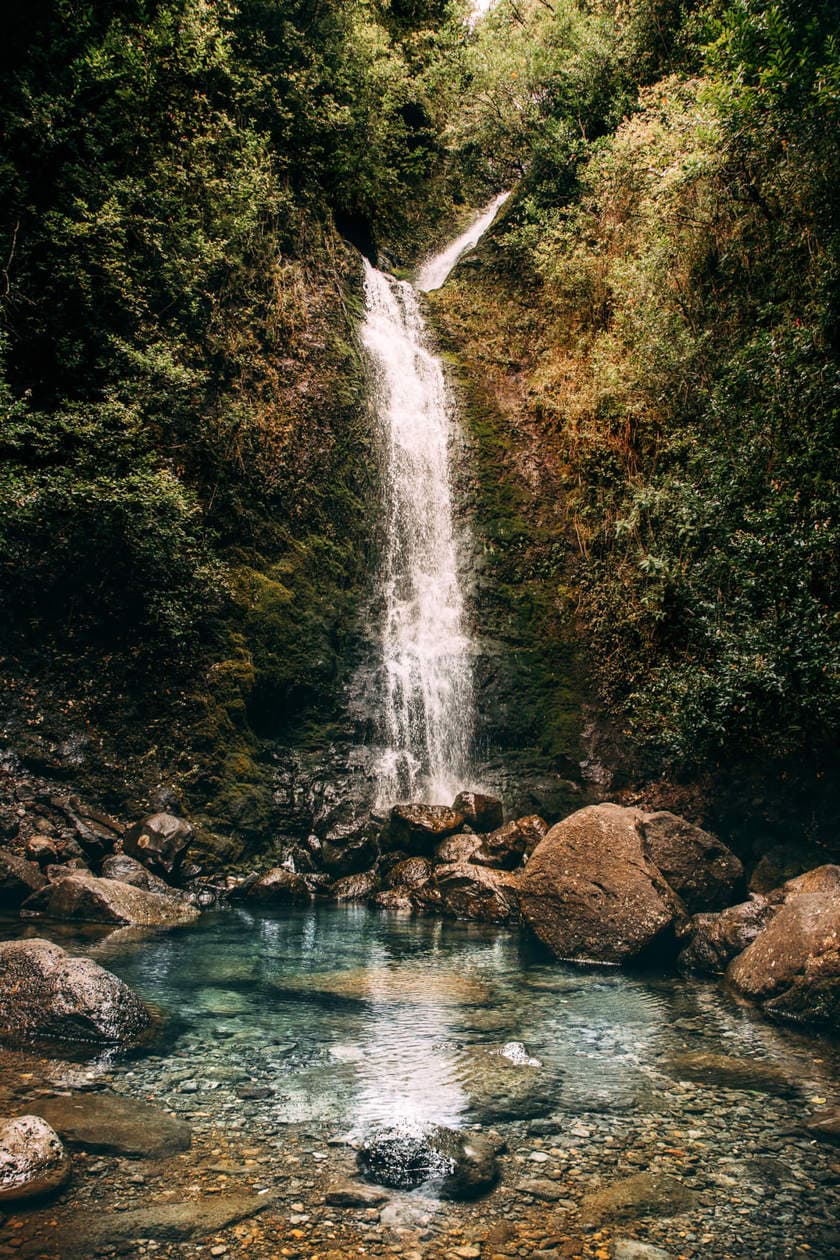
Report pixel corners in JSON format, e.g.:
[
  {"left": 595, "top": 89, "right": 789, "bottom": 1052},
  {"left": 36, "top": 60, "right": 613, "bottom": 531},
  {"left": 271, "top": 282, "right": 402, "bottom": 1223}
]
[{"left": 3, "top": 904, "right": 839, "bottom": 1259}]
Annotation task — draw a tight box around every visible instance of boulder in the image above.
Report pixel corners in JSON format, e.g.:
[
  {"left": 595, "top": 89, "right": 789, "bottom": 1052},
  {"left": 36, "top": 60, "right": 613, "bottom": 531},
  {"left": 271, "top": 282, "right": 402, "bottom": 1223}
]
[
  {"left": 328, "top": 870, "right": 380, "bottom": 902},
  {"left": 518, "top": 804, "right": 683, "bottom": 963},
  {"left": 0, "top": 847, "right": 46, "bottom": 907},
  {"left": 434, "top": 833, "right": 483, "bottom": 865},
  {"left": 727, "top": 891, "right": 840, "bottom": 1026},
  {"left": 771, "top": 863, "right": 840, "bottom": 902},
  {"left": 667, "top": 1051, "right": 797, "bottom": 1096},
  {"left": 21, "top": 872, "right": 199, "bottom": 927},
  {"left": 805, "top": 1107, "right": 840, "bottom": 1146},
  {"left": 101, "top": 853, "right": 184, "bottom": 901},
  {"left": 452, "top": 792, "right": 503, "bottom": 832},
  {"left": 373, "top": 889, "right": 415, "bottom": 912},
  {"left": 677, "top": 895, "right": 776, "bottom": 974},
  {"left": 246, "top": 867, "right": 311, "bottom": 905},
  {"left": 579, "top": 1171, "right": 700, "bottom": 1224},
  {"left": 320, "top": 816, "right": 380, "bottom": 877},
  {"left": 0, "top": 1115, "right": 70, "bottom": 1203},
  {"left": 471, "top": 815, "right": 548, "bottom": 870},
  {"left": 384, "top": 856, "right": 433, "bottom": 892},
  {"left": 124, "top": 811, "right": 193, "bottom": 877},
  {"left": 388, "top": 804, "right": 464, "bottom": 855},
  {"left": 0, "top": 938, "right": 152, "bottom": 1047},
  {"left": 417, "top": 862, "right": 520, "bottom": 923},
  {"left": 25, "top": 835, "right": 60, "bottom": 866},
  {"left": 358, "top": 1125, "right": 499, "bottom": 1199},
  {"left": 34, "top": 1092, "right": 191, "bottom": 1158},
  {"left": 638, "top": 811, "right": 743, "bottom": 912},
  {"left": 455, "top": 1044, "right": 553, "bottom": 1122}
]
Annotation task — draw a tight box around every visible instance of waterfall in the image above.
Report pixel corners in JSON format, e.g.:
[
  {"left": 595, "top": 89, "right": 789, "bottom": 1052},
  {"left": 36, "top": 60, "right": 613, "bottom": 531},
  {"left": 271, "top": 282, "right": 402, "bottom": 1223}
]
[
  {"left": 362, "top": 263, "right": 472, "bottom": 805},
  {"left": 416, "top": 192, "right": 509, "bottom": 292},
  {"left": 361, "top": 196, "right": 508, "bottom": 806}
]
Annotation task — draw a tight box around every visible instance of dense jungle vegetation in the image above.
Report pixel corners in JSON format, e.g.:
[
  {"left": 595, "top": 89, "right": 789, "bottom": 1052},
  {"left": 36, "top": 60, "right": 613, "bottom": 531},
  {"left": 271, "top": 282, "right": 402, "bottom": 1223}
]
[{"left": 1, "top": 0, "right": 838, "bottom": 842}]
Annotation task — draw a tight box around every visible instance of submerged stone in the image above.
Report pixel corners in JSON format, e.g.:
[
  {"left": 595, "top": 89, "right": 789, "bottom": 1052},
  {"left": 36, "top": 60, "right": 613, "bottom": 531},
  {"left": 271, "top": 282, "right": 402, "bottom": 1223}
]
[
  {"left": 579, "top": 1171, "right": 700, "bottom": 1223},
  {"left": 34, "top": 1091, "right": 191, "bottom": 1158},
  {"left": 272, "top": 967, "right": 491, "bottom": 1007}
]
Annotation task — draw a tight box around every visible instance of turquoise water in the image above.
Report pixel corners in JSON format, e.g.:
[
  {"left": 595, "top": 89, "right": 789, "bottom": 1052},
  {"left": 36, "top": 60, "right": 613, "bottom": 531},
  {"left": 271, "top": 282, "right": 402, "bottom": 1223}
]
[{"left": 26, "top": 903, "right": 836, "bottom": 1138}]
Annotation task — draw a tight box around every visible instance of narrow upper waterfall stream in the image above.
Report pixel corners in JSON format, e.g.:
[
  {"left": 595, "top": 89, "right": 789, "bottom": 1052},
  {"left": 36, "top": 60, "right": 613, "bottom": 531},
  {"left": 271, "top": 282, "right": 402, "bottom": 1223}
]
[
  {"left": 416, "top": 192, "right": 509, "bottom": 292},
  {"left": 360, "top": 194, "right": 508, "bottom": 805}
]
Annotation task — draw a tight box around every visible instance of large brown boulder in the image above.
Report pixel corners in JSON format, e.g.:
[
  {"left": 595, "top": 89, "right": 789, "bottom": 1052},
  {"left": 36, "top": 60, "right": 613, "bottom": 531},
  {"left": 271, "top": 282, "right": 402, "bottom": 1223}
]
[
  {"left": 384, "top": 857, "right": 433, "bottom": 892},
  {"left": 124, "top": 812, "right": 193, "bottom": 877},
  {"left": 101, "top": 854, "right": 184, "bottom": 902},
  {"left": 518, "top": 804, "right": 683, "bottom": 963},
  {"left": 0, "top": 1115, "right": 70, "bottom": 1203},
  {"left": 678, "top": 895, "right": 776, "bottom": 974},
  {"left": 472, "top": 815, "right": 548, "bottom": 870},
  {"left": 452, "top": 792, "right": 503, "bottom": 832},
  {"left": 0, "top": 847, "right": 47, "bottom": 908},
  {"left": 21, "top": 872, "right": 199, "bottom": 927},
  {"left": 727, "top": 891, "right": 840, "bottom": 1026},
  {"left": 0, "top": 938, "right": 152, "bottom": 1047},
  {"left": 434, "top": 833, "right": 483, "bottom": 864},
  {"left": 246, "top": 867, "right": 311, "bottom": 905},
  {"left": 328, "top": 870, "right": 380, "bottom": 902},
  {"left": 388, "top": 805, "right": 464, "bottom": 855},
  {"left": 416, "top": 862, "right": 520, "bottom": 923},
  {"left": 638, "top": 811, "right": 743, "bottom": 912}
]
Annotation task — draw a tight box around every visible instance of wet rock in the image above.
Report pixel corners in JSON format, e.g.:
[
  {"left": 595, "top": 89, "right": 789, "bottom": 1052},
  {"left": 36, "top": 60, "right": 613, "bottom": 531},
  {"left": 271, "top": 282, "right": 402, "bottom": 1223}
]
[
  {"left": 416, "top": 862, "right": 520, "bottom": 923},
  {"left": 613, "top": 1241, "right": 675, "bottom": 1260},
  {"left": 325, "top": 1178, "right": 389, "bottom": 1208},
  {"left": 805, "top": 1106, "right": 840, "bottom": 1145},
  {"left": 638, "top": 811, "right": 743, "bottom": 912},
  {"left": 727, "top": 890, "right": 840, "bottom": 1026},
  {"left": 50, "top": 795, "right": 122, "bottom": 862},
  {"left": 124, "top": 811, "right": 193, "bottom": 877},
  {"left": 452, "top": 792, "right": 503, "bottom": 832},
  {"left": 0, "top": 846, "right": 46, "bottom": 907},
  {"left": 272, "top": 967, "right": 491, "bottom": 1007},
  {"left": 34, "top": 1092, "right": 190, "bottom": 1158},
  {"left": 101, "top": 853, "right": 185, "bottom": 901},
  {"left": 434, "top": 833, "right": 483, "bottom": 864},
  {"left": 519, "top": 804, "right": 683, "bottom": 963},
  {"left": 471, "top": 815, "right": 548, "bottom": 870},
  {"left": 64, "top": 1193, "right": 272, "bottom": 1247},
  {"left": 455, "top": 1044, "right": 553, "bottom": 1122},
  {"left": 0, "top": 1114, "right": 70, "bottom": 1203},
  {"left": 21, "top": 871, "right": 199, "bottom": 926},
  {"left": 328, "top": 869, "right": 380, "bottom": 901},
  {"left": 388, "top": 804, "right": 465, "bottom": 855},
  {"left": 373, "top": 889, "right": 415, "bottom": 911},
  {"left": 24, "top": 835, "right": 59, "bottom": 866},
  {"left": 321, "top": 816, "right": 380, "bottom": 877},
  {"left": 667, "top": 1051, "right": 798, "bottom": 1096},
  {"left": 358, "top": 1125, "right": 499, "bottom": 1199},
  {"left": 579, "top": 1171, "right": 699, "bottom": 1223},
  {"left": 384, "top": 856, "right": 433, "bottom": 891},
  {"left": 677, "top": 894, "right": 775, "bottom": 974},
  {"left": 771, "top": 863, "right": 840, "bottom": 902},
  {"left": 0, "top": 938, "right": 152, "bottom": 1047},
  {"left": 516, "top": 1177, "right": 565, "bottom": 1200},
  {"left": 246, "top": 867, "right": 311, "bottom": 904}
]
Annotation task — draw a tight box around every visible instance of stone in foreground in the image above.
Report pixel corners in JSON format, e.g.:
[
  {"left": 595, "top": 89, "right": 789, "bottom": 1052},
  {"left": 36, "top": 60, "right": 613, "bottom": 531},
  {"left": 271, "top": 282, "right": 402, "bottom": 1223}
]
[
  {"left": 0, "top": 938, "right": 152, "bottom": 1047},
  {"left": 518, "top": 804, "right": 681, "bottom": 963},
  {"left": 325, "top": 1178, "right": 389, "bottom": 1208},
  {"left": 34, "top": 1091, "right": 191, "bottom": 1158},
  {"left": 0, "top": 1114, "right": 70, "bottom": 1203},
  {"left": 64, "top": 1193, "right": 272, "bottom": 1248},
  {"left": 358, "top": 1125, "right": 498, "bottom": 1199}
]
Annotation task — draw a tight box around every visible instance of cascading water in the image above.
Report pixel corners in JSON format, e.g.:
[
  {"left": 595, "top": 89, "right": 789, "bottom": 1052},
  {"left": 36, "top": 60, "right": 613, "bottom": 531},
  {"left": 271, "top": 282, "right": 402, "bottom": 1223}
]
[{"left": 361, "top": 194, "right": 508, "bottom": 806}]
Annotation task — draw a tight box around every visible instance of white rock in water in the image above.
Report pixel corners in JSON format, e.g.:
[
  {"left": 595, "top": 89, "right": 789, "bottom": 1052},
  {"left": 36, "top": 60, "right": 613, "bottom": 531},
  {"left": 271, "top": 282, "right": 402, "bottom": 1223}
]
[{"left": 500, "top": 1041, "right": 542, "bottom": 1067}]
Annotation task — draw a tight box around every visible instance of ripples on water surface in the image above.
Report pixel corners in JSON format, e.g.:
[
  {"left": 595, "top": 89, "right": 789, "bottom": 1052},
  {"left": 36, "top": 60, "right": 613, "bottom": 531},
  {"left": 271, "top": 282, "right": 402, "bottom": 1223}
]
[{"left": 51, "top": 904, "right": 838, "bottom": 1137}]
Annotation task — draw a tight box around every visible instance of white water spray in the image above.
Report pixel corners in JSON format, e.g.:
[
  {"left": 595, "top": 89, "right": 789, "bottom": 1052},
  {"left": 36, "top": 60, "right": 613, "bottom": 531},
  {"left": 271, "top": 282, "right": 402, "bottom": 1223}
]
[
  {"left": 362, "top": 261, "right": 474, "bottom": 804},
  {"left": 416, "top": 192, "right": 509, "bottom": 292}
]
